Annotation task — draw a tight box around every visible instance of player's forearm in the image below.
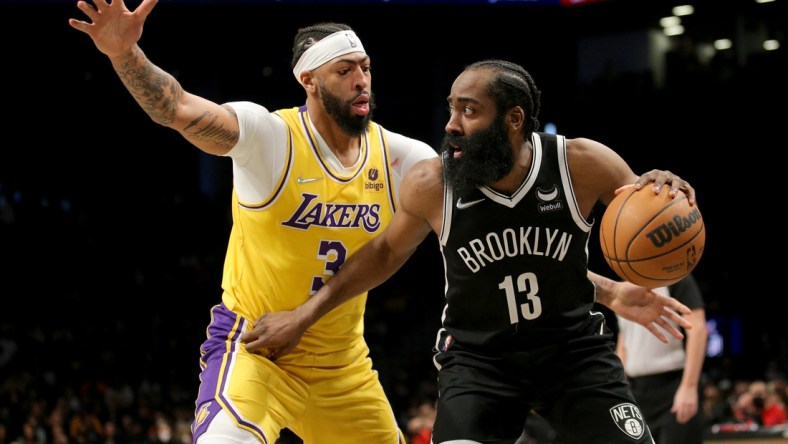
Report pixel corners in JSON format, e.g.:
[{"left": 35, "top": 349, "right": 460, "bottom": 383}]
[
  {"left": 109, "top": 44, "right": 182, "bottom": 127},
  {"left": 589, "top": 271, "right": 617, "bottom": 307},
  {"left": 681, "top": 309, "right": 708, "bottom": 388},
  {"left": 293, "top": 235, "right": 415, "bottom": 330}
]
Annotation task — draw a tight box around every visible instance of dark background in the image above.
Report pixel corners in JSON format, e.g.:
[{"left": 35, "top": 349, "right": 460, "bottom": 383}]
[{"left": 0, "top": 0, "right": 785, "bottom": 435}]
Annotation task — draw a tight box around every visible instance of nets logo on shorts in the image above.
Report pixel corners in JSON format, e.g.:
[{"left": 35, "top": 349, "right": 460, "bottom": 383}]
[{"left": 609, "top": 402, "right": 645, "bottom": 439}]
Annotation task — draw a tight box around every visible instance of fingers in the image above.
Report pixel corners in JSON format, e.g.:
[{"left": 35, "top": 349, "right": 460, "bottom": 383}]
[
  {"left": 660, "top": 306, "right": 691, "bottom": 336},
  {"left": 646, "top": 324, "right": 669, "bottom": 344},
  {"left": 672, "top": 405, "right": 693, "bottom": 424},
  {"left": 645, "top": 304, "right": 688, "bottom": 342},
  {"left": 635, "top": 170, "right": 695, "bottom": 205},
  {"left": 663, "top": 306, "right": 692, "bottom": 330},
  {"left": 672, "top": 300, "right": 692, "bottom": 317},
  {"left": 682, "top": 182, "right": 697, "bottom": 206},
  {"left": 95, "top": 0, "right": 111, "bottom": 12},
  {"left": 68, "top": 18, "right": 90, "bottom": 33},
  {"left": 239, "top": 329, "right": 254, "bottom": 343},
  {"left": 74, "top": 0, "right": 99, "bottom": 23},
  {"left": 244, "top": 316, "right": 276, "bottom": 357},
  {"left": 657, "top": 318, "right": 686, "bottom": 342},
  {"left": 136, "top": 0, "right": 159, "bottom": 19},
  {"left": 666, "top": 178, "right": 693, "bottom": 203},
  {"left": 242, "top": 336, "right": 276, "bottom": 359},
  {"left": 647, "top": 169, "right": 671, "bottom": 195},
  {"left": 614, "top": 183, "right": 636, "bottom": 195},
  {"left": 243, "top": 336, "right": 265, "bottom": 353}
]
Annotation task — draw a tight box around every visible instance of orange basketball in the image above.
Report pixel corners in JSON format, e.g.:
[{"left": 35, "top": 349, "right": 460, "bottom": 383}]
[{"left": 599, "top": 185, "right": 705, "bottom": 289}]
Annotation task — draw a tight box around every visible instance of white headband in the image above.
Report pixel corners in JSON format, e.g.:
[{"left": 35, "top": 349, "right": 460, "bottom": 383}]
[{"left": 292, "top": 30, "right": 366, "bottom": 82}]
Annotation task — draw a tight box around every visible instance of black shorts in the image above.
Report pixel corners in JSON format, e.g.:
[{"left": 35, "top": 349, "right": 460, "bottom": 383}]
[
  {"left": 431, "top": 321, "right": 654, "bottom": 444},
  {"left": 628, "top": 370, "right": 704, "bottom": 444}
]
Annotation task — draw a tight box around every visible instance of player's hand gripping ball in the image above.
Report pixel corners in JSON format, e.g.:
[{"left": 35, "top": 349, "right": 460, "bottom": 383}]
[{"left": 599, "top": 186, "right": 705, "bottom": 288}]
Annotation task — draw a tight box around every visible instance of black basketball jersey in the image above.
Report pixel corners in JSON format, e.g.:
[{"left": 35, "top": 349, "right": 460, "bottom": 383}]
[{"left": 438, "top": 132, "right": 598, "bottom": 351}]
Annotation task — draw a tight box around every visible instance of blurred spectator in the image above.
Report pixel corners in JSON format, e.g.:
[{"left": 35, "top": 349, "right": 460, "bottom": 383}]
[
  {"left": 761, "top": 382, "right": 788, "bottom": 427},
  {"left": 406, "top": 399, "right": 436, "bottom": 444},
  {"left": 11, "top": 421, "right": 39, "bottom": 444},
  {"left": 702, "top": 380, "right": 729, "bottom": 426},
  {"left": 50, "top": 425, "right": 68, "bottom": 444},
  {"left": 102, "top": 421, "right": 118, "bottom": 444},
  {"left": 732, "top": 383, "right": 763, "bottom": 427},
  {"left": 68, "top": 407, "right": 103, "bottom": 443}
]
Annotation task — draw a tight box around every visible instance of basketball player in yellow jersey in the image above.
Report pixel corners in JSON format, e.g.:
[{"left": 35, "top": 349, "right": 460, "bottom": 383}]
[{"left": 69, "top": 0, "right": 436, "bottom": 442}]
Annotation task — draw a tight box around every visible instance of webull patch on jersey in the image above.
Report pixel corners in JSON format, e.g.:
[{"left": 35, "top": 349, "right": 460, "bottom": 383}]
[{"left": 609, "top": 402, "right": 645, "bottom": 439}]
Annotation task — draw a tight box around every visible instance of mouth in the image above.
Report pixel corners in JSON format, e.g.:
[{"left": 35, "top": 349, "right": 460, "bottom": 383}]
[
  {"left": 449, "top": 143, "right": 463, "bottom": 158},
  {"left": 352, "top": 94, "right": 370, "bottom": 116}
]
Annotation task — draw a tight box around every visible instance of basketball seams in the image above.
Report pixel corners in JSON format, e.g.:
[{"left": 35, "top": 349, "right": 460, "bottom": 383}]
[
  {"left": 625, "top": 221, "right": 704, "bottom": 262},
  {"left": 624, "top": 194, "right": 690, "bottom": 260},
  {"left": 599, "top": 187, "right": 704, "bottom": 288},
  {"left": 613, "top": 189, "right": 636, "bottom": 263}
]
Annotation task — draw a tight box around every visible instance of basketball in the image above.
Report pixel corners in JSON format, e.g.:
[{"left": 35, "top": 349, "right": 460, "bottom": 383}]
[{"left": 599, "top": 185, "right": 705, "bottom": 288}]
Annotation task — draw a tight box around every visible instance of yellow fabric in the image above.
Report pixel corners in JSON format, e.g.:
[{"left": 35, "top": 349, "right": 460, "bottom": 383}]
[
  {"left": 209, "top": 107, "right": 402, "bottom": 442},
  {"left": 220, "top": 106, "right": 396, "bottom": 365}
]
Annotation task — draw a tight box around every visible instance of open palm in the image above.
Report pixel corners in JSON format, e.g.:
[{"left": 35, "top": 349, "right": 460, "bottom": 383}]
[{"left": 68, "top": 0, "right": 157, "bottom": 58}]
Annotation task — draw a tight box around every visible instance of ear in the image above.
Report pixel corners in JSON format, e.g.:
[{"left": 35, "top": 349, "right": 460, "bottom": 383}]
[
  {"left": 299, "top": 71, "right": 316, "bottom": 92},
  {"left": 508, "top": 106, "right": 525, "bottom": 130}
]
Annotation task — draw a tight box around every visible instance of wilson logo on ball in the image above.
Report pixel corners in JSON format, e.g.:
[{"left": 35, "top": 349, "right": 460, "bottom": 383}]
[
  {"left": 599, "top": 186, "right": 705, "bottom": 289},
  {"left": 645, "top": 207, "right": 702, "bottom": 248}
]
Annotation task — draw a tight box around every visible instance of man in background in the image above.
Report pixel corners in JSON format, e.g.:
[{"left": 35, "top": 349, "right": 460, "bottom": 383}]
[{"left": 617, "top": 274, "right": 708, "bottom": 444}]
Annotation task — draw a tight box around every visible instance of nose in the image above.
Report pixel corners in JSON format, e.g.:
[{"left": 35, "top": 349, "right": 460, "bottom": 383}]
[
  {"left": 445, "top": 111, "right": 462, "bottom": 135},
  {"left": 352, "top": 66, "right": 369, "bottom": 90}
]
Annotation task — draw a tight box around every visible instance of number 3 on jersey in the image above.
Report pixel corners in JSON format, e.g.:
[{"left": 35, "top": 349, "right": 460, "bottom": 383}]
[
  {"left": 311, "top": 240, "right": 347, "bottom": 294},
  {"left": 499, "top": 272, "right": 542, "bottom": 323}
]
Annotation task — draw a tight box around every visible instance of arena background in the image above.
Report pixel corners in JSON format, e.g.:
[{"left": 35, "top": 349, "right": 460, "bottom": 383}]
[{"left": 0, "top": 0, "right": 785, "bottom": 440}]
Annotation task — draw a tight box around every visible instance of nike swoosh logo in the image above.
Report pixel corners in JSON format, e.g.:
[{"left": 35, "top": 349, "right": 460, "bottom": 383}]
[
  {"left": 297, "top": 175, "right": 322, "bottom": 184},
  {"left": 456, "top": 198, "right": 485, "bottom": 209}
]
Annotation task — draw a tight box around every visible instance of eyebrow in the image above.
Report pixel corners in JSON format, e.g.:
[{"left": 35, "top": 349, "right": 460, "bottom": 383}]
[
  {"left": 447, "top": 96, "right": 480, "bottom": 104},
  {"left": 331, "top": 54, "right": 370, "bottom": 66}
]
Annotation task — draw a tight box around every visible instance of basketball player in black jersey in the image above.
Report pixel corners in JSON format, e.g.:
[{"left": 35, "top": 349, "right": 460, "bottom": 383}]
[{"left": 243, "top": 59, "right": 699, "bottom": 443}]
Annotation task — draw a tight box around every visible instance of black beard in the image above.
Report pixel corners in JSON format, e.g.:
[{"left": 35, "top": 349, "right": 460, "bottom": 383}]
[
  {"left": 319, "top": 83, "right": 375, "bottom": 136},
  {"left": 440, "top": 114, "right": 514, "bottom": 197}
]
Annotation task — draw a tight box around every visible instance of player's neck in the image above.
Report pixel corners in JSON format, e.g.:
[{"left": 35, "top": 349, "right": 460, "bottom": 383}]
[
  {"left": 306, "top": 109, "right": 362, "bottom": 168},
  {"left": 489, "top": 141, "right": 533, "bottom": 195}
]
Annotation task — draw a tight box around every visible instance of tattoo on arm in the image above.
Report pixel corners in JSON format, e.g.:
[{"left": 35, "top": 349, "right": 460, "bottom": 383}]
[
  {"left": 591, "top": 274, "right": 615, "bottom": 306},
  {"left": 183, "top": 111, "right": 239, "bottom": 151},
  {"left": 114, "top": 47, "right": 239, "bottom": 150},
  {"left": 116, "top": 46, "right": 180, "bottom": 126}
]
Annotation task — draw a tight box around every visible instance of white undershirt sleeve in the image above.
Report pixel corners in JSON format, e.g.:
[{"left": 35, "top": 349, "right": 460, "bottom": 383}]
[
  {"left": 384, "top": 130, "right": 438, "bottom": 202},
  {"left": 223, "top": 101, "right": 290, "bottom": 204}
]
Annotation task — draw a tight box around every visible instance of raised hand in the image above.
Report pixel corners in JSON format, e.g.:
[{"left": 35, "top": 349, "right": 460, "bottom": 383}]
[{"left": 68, "top": 0, "right": 158, "bottom": 58}]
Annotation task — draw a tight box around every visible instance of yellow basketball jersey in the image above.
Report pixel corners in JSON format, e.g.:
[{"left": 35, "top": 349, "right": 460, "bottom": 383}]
[{"left": 220, "top": 106, "right": 396, "bottom": 363}]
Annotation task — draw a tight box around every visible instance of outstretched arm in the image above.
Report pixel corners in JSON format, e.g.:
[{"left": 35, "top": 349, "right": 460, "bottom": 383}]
[
  {"left": 69, "top": 0, "right": 239, "bottom": 155},
  {"left": 241, "top": 159, "right": 441, "bottom": 359},
  {"left": 590, "top": 271, "right": 692, "bottom": 343}
]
